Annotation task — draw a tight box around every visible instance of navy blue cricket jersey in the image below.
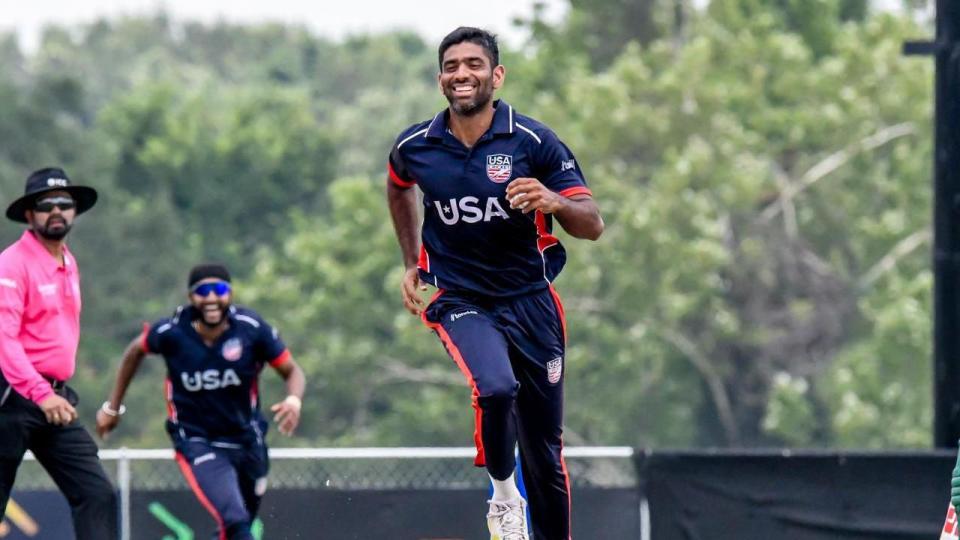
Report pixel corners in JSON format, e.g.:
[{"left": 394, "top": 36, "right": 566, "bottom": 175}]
[
  {"left": 388, "top": 100, "right": 592, "bottom": 297},
  {"left": 141, "top": 305, "right": 290, "bottom": 443}
]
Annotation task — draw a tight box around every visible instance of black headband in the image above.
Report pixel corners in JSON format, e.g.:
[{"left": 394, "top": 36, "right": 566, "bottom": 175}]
[{"left": 188, "top": 264, "right": 231, "bottom": 288}]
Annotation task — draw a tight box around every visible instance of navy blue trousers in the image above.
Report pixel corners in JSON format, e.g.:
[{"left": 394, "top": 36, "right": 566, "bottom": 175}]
[
  {"left": 174, "top": 438, "right": 268, "bottom": 540},
  {"left": 424, "top": 286, "right": 572, "bottom": 540}
]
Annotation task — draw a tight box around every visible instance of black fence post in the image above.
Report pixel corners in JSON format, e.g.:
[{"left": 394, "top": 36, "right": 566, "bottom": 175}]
[
  {"left": 905, "top": 0, "right": 960, "bottom": 448},
  {"left": 931, "top": 0, "right": 960, "bottom": 448}
]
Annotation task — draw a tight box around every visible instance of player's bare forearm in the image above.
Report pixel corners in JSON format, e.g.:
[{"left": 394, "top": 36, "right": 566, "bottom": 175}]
[
  {"left": 97, "top": 336, "right": 146, "bottom": 438},
  {"left": 271, "top": 358, "right": 305, "bottom": 435},
  {"left": 554, "top": 196, "right": 604, "bottom": 240},
  {"left": 506, "top": 178, "right": 603, "bottom": 240},
  {"left": 107, "top": 336, "right": 148, "bottom": 409},
  {"left": 387, "top": 181, "right": 421, "bottom": 268},
  {"left": 274, "top": 358, "right": 306, "bottom": 400},
  {"left": 387, "top": 181, "right": 429, "bottom": 314}
]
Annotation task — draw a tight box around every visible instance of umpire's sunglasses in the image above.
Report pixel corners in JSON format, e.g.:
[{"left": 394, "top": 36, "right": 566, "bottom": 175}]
[
  {"left": 34, "top": 196, "right": 76, "bottom": 213},
  {"left": 191, "top": 281, "right": 231, "bottom": 297}
]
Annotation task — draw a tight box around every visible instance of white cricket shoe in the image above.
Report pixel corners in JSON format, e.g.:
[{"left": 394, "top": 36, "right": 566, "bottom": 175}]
[{"left": 486, "top": 497, "right": 529, "bottom": 540}]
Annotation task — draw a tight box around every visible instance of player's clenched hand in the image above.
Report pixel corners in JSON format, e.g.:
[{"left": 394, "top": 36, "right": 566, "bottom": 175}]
[
  {"left": 271, "top": 395, "right": 301, "bottom": 436},
  {"left": 401, "top": 266, "right": 427, "bottom": 316},
  {"left": 38, "top": 394, "right": 77, "bottom": 426},
  {"left": 95, "top": 408, "right": 121, "bottom": 439},
  {"left": 506, "top": 177, "right": 565, "bottom": 215}
]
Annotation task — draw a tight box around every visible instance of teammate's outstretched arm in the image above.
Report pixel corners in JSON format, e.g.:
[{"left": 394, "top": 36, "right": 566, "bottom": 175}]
[
  {"left": 96, "top": 335, "right": 148, "bottom": 439},
  {"left": 269, "top": 358, "right": 306, "bottom": 436},
  {"left": 505, "top": 177, "right": 604, "bottom": 240}
]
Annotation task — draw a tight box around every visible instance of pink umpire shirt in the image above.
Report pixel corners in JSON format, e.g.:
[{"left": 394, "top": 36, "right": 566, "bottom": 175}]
[{"left": 0, "top": 230, "right": 82, "bottom": 404}]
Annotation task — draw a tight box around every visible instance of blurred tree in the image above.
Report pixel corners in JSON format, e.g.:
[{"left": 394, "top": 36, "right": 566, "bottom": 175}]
[
  {"left": 524, "top": 10, "right": 931, "bottom": 446},
  {"left": 0, "top": 6, "right": 935, "bottom": 450},
  {"left": 96, "top": 82, "right": 337, "bottom": 265},
  {"left": 519, "top": 0, "right": 693, "bottom": 71}
]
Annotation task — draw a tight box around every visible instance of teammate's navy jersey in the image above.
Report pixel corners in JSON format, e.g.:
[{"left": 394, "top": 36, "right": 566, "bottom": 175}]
[
  {"left": 141, "top": 304, "right": 290, "bottom": 443},
  {"left": 388, "top": 100, "right": 592, "bottom": 297}
]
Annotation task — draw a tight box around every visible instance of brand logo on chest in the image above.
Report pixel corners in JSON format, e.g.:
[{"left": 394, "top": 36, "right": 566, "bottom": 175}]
[{"left": 486, "top": 154, "right": 513, "bottom": 183}]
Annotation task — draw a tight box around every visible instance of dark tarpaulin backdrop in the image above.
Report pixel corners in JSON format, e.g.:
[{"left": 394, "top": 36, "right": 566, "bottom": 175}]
[
  {"left": 134, "top": 488, "right": 641, "bottom": 539},
  {"left": 636, "top": 450, "right": 955, "bottom": 540},
  {"left": 2, "top": 487, "right": 640, "bottom": 539}
]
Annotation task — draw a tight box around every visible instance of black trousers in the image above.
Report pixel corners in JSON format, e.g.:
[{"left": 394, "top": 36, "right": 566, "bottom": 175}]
[{"left": 0, "top": 381, "right": 118, "bottom": 540}]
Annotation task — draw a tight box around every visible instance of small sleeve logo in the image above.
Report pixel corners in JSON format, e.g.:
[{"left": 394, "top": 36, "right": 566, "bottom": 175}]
[{"left": 547, "top": 356, "right": 563, "bottom": 384}]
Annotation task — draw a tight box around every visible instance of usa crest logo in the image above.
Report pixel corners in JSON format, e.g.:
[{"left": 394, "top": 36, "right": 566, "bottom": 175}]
[
  {"left": 547, "top": 357, "right": 563, "bottom": 384},
  {"left": 221, "top": 338, "right": 243, "bottom": 361},
  {"left": 486, "top": 154, "right": 513, "bottom": 183}
]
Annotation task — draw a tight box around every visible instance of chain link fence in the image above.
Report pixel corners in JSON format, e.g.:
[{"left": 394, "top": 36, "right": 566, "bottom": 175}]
[
  {"left": 21, "top": 447, "right": 635, "bottom": 491},
  {"left": 18, "top": 447, "right": 636, "bottom": 539}
]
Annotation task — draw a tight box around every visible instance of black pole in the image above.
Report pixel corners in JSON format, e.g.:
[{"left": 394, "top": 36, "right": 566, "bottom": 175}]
[
  {"left": 905, "top": 1, "right": 960, "bottom": 448},
  {"left": 932, "top": 0, "right": 960, "bottom": 448}
]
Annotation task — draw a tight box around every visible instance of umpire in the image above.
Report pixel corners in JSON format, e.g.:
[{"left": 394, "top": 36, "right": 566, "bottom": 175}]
[{"left": 0, "top": 167, "right": 118, "bottom": 539}]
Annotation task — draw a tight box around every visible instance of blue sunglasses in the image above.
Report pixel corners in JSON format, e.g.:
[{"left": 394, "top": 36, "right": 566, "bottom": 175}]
[{"left": 191, "top": 281, "right": 231, "bottom": 297}]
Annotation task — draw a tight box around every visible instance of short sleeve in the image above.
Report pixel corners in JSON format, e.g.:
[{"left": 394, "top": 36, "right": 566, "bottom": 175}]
[
  {"left": 257, "top": 319, "right": 289, "bottom": 368},
  {"left": 0, "top": 256, "right": 26, "bottom": 336},
  {"left": 387, "top": 141, "right": 416, "bottom": 189},
  {"left": 533, "top": 130, "right": 592, "bottom": 199},
  {"left": 142, "top": 319, "right": 173, "bottom": 355}
]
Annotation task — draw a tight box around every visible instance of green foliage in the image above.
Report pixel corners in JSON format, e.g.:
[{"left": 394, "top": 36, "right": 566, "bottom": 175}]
[
  {"left": 0, "top": 2, "right": 937, "bottom": 450},
  {"left": 522, "top": 8, "right": 932, "bottom": 447},
  {"left": 96, "top": 82, "right": 337, "bottom": 264}
]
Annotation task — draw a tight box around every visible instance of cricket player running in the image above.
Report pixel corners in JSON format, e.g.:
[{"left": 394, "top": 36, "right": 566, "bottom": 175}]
[
  {"left": 386, "top": 27, "right": 603, "bottom": 540},
  {"left": 96, "top": 264, "right": 305, "bottom": 540}
]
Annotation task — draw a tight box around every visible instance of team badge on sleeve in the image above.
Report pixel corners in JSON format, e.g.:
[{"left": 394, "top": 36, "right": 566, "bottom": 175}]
[
  {"left": 486, "top": 154, "right": 513, "bottom": 183},
  {"left": 221, "top": 338, "right": 243, "bottom": 361},
  {"left": 547, "top": 357, "right": 563, "bottom": 384}
]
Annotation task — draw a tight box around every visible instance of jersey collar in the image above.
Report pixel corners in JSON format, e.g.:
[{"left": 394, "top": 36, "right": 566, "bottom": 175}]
[
  {"left": 19, "top": 229, "right": 73, "bottom": 271},
  {"left": 426, "top": 99, "right": 515, "bottom": 140},
  {"left": 180, "top": 304, "right": 237, "bottom": 326}
]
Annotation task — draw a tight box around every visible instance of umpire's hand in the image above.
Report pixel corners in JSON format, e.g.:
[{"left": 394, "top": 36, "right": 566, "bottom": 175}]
[{"left": 38, "top": 394, "right": 78, "bottom": 426}]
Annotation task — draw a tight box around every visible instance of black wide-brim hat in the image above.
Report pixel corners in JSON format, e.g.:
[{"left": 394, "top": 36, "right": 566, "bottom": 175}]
[{"left": 6, "top": 167, "right": 98, "bottom": 223}]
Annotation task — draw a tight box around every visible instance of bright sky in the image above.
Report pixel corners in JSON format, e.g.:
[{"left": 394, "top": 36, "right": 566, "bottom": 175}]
[{"left": 2, "top": 0, "right": 569, "bottom": 52}]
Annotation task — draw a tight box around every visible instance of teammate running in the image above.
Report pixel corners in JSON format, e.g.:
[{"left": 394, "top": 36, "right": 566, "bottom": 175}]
[{"left": 96, "top": 263, "right": 306, "bottom": 540}]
